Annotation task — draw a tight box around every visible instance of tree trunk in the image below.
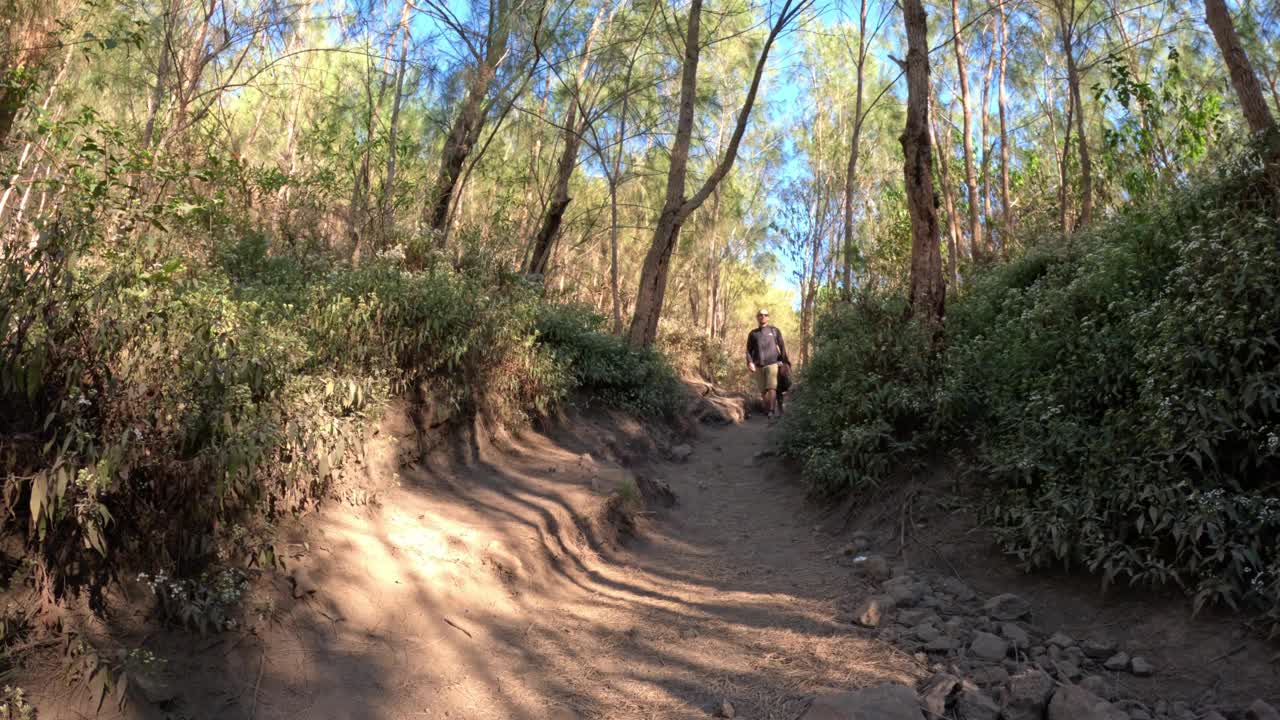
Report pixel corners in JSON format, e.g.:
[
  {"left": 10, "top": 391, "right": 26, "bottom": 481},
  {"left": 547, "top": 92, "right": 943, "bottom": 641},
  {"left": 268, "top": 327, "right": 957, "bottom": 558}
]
[
  {"left": 930, "top": 92, "right": 961, "bottom": 287},
  {"left": 903, "top": 0, "right": 945, "bottom": 326},
  {"left": 425, "top": 0, "right": 513, "bottom": 245},
  {"left": 841, "top": 0, "right": 869, "bottom": 292},
  {"left": 143, "top": 0, "right": 178, "bottom": 149},
  {"left": 997, "top": 0, "right": 1012, "bottom": 242},
  {"left": 626, "top": 0, "right": 802, "bottom": 347},
  {"left": 380, "top": 1, "right": 414, "bottom": 237},
  {"left": 1056, "top": 0, "right": 1092, "bottom": 231},
  {"left": 978, "top": 27, "right": 995, "bottom": 238},
  {"left": 950, "top": 0, "right": 982, "bottom": 259},
  {"left": 527, "top": 8, "right": 604, "bottom": 275},
  {"left": 525, "top": 92, "right": 577, "bottom": 275},
  {"left": 0, "top": 0, "right": 65, "bottom": 147},
  {"left": 1205, "top": 0, "right": 1276, "bottom": 135}
]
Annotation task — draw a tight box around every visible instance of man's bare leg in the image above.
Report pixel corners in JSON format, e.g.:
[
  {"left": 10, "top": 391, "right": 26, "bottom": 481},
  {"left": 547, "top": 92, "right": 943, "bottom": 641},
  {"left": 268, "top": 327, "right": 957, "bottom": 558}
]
[{"left": 764, "top": 389, "right": 776, "bottom": 417}]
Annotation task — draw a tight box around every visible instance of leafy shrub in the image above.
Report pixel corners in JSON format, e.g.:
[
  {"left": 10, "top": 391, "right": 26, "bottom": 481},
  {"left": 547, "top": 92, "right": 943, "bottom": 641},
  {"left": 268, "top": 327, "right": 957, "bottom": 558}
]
[
  {"left": 0, "top": 110, "right": 665, "bottom": 616},
  {"left": 536, "top": 304, "right": 683, "bottom": 418},
  {"left": 779, "top": 292, "right": 937, "bottom": 498},
  {"left": 658, "top": 324, "right": 739, "bottom": 389},
  {"left": 946, "top": 149, "right": 1280, "bottom": 623},
  {"left": 790, "top": 147, "right": 1280, "bottom": 627}
]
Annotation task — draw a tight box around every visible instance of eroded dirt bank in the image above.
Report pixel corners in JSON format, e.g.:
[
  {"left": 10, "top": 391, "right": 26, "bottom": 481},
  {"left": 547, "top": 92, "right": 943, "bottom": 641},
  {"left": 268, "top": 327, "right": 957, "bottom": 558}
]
[{"left": 18, "top": 410, "right": 1280, "bottom": 719}]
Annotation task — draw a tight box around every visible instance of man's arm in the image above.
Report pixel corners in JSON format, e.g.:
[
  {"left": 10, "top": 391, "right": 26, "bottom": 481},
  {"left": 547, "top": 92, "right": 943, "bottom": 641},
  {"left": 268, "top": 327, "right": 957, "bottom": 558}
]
[
  {"left": 746, "top": 331, "right": 757, "bottom": 371},
  {"left": 776, "top": 328, "right": 790, "bottom": 365}
]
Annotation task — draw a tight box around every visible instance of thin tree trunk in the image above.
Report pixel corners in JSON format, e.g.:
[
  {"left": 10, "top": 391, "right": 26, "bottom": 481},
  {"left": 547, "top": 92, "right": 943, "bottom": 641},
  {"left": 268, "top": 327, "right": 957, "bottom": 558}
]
[
  {"left": 841, "top": 0, "right": 869, "bottom": 293},
  {"left": 425, "top": 0, "right": 514, "bottom": 245},
  {"left": 1205, "top": 0, "right": 1276, "bottom": 135},
  {"left": 931, "top": 92, "right": 961, "bottom": 287},
  {"left": 143, "top": 0, "right": 178, "bottom": 149},
  {"left": 978, "top": 29, "right": 995, "bottom": 238},
  {"left": 950, "top": 0, "right": 983, "bottom": 259},
  {"left": 169, "top": 0, "right": 217, "bottom": 151},
  {"left": 626, "top": 0, "right": 803, "bottom": 347},
  {"left": 518, "top": 72, "right": 552, "bottom": 266},
  {"left": 903, "top": 0, "right": 945, "bottom": 326},
  {"left": 0, "top": 42, "right": 71, "bottom": 225},
  {"left": 277, "top": 4, "right": 313, "bottom": 235},
  {"left": 527, "top": 8, "right": 605, "bottom": 276},
  {"left": 1056, "top": 0, "right": 1092, "bottom": 231},
  {"left": 380, "top": 1, "right": 414, "bottom": 237},
  {"left": 607, "top": 2, "right": 658, "bottom": 335},
  {"left": 997, "top": 0, "right": 1012, "bottom": 242}
]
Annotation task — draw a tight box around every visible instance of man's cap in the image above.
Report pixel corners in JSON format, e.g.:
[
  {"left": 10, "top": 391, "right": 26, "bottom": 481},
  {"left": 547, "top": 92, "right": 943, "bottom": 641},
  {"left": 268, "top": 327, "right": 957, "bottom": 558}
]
[{"left": 757, "top": 308, "right": 769, "bottom": 315}]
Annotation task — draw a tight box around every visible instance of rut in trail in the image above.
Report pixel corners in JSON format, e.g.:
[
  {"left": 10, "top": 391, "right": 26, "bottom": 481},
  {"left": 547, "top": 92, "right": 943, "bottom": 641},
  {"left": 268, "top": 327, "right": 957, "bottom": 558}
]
[
  {"left": 61, "top": 415, "right": 908, "bottom": 720},
  {"left": 42, "top": 412, "right": 1278, "bottom": 720}
]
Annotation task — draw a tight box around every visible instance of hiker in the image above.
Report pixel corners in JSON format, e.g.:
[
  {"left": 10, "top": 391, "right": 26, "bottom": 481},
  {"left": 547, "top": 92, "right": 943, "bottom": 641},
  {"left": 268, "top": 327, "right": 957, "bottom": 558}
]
[{"left": 746, "top": 309, "right": 790, "bottom": 419}]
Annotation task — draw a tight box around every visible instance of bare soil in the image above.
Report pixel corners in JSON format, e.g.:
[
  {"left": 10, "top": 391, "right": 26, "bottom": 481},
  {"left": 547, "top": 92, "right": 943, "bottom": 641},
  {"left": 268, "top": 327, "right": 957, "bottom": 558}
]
[{"left": 14, "top": 410, "right": 1279, "bottom": 719}]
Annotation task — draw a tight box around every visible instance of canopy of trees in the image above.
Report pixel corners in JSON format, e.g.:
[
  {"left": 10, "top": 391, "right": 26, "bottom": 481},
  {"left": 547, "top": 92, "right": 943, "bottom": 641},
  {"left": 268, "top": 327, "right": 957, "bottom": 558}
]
[{"left": 4, "top": 0, "right": 1274, "bottom": 356}]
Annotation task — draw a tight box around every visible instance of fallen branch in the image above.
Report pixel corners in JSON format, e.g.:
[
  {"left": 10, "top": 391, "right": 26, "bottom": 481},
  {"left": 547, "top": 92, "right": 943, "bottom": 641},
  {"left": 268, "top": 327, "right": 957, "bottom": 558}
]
[{"left": 444, "top": 617, "right": 474, "bottom": 639}]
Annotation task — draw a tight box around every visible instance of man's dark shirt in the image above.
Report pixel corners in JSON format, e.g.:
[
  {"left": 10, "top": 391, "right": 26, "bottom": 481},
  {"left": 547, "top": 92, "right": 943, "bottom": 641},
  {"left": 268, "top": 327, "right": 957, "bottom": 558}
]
[{"left": 746, "top": 325, "right": 788, "bottom": 367}]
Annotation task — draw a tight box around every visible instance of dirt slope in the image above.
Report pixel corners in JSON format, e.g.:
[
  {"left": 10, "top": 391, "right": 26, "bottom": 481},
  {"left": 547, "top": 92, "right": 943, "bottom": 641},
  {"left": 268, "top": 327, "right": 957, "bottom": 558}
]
[{"left": 18, "top": 410, "right": 1279, "bottom": 719}]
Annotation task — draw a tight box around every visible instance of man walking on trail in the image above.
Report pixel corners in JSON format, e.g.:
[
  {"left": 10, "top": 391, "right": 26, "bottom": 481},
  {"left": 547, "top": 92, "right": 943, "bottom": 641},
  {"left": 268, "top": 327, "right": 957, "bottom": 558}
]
[{"left": 746, "top": 309, "right": 790, "bottom": 419}]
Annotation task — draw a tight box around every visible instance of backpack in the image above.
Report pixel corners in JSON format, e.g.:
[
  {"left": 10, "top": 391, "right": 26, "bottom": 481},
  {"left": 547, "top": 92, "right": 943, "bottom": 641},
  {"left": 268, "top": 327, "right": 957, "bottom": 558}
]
[{"left": 777, "top": 361, "right": 792, "bottom": 393}]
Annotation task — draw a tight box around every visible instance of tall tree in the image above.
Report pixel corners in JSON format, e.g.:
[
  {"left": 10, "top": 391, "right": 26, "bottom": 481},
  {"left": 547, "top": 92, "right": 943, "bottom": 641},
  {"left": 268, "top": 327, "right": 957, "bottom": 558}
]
[
  {"left": 380, "top": 1, "right": 415, "bottom": 237},
  {"left": 1054, "top": 0, "right": 1093, "bottom": 232},
  {"left": 841, "top": 0, "right": 870, "bottom": 292},
  {"left": 625, "top": 0, "right": 807, "bottom": 348},
  {"left": 902, "top": 0, "right": 945, "bottom": 325},
  {"left": 997, "top": 0, "right": 1012, "bottom": 240},
  {"left": 423, "top": 0, "right": 531, "bottom": 244},
  {"left": 950, "top": 0, "right": 983, "bottom": 259},
  {"left": 931, "top": 94, "right": 961, "bottom": 288},
  {"left": 527, "top": 6, "right": 607, "bottom": 276},
  {"left": 1205, "top": 0, "right": 1276, "bottom": 136}
]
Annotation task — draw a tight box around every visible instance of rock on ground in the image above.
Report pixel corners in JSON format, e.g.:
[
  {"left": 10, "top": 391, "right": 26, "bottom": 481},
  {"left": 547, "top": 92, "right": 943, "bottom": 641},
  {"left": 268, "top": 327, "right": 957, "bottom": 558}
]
[
  {"left": 957, "top": 685, "right": 1001, "bottom": 720},
  {"left": 1129, "top": 656, "right": 1154, "bottom": 677},
  {"left": 1082, "top": 639, "right": 1118, "bottom": 659},
  {"left": 636, "top": 474, "right": 677, "bottom": 507},
  {"left": 1103, "top": 652, "right": 1129, "bottom": 672},
  {"left": 1001, "top": 622, "right": 1030, "bottom": 650},
  {"left": 801, "top": 684, "right": 923, "bottom": 720},
  {"left": 853, "top": 595, "right": 893, "bottom": 628},
  {"left": 1080, "top": 675, "right": 1113, "bottom": 699},
  {"left": 970, "top": 631, "right": 1009, "bottom": 661},
  {"left": 1249, "top": 700, "right": 1280, "bottom": 720},
  {"left": 1003, "top": 668, "right": 1055, "bottom": 720},
  {"left": 983, "top": 593, "right": 1031, "bottom": 621},
  {"left": 1048, "top": 631, "right": 1076, "bottom": 648},
  {"left": 1048, "top": 684, "right": 1129, "bottom": 720},
  {"left": 919, "top": 673, "right": 960, "bottom": 717},
  {"left": 853, "top": 554, "right": 892, "bottom": 581}
]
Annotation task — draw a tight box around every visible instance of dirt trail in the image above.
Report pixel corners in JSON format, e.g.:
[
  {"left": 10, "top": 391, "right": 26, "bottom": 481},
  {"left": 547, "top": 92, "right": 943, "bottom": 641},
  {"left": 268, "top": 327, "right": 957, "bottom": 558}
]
[
  {"left": 56, "top": 416, "right": 908, "bottom": 720},
  {"left": 25, "top": 413, "right": 1279, "bottom": 719}
]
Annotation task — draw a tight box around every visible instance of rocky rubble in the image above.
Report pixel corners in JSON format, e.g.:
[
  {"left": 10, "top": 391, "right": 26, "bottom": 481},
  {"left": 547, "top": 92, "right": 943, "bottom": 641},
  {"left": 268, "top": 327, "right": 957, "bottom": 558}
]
[{"left": 802, "top": 551, "right": 1280, "bottom": 720}]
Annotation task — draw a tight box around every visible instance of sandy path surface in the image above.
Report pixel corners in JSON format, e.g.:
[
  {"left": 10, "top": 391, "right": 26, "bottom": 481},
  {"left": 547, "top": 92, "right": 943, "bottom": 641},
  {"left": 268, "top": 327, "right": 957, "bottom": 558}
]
[
  {"left": 122, "top": 417, "right": 914, "bottom": 720},
  {"left": 26, "top": 414, "right": 1277, "bottom": 720}
]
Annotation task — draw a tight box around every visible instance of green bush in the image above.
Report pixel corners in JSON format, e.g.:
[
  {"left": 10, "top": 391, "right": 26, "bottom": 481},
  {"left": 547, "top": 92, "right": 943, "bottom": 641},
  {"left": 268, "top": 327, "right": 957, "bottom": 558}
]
[
  {"left": 949, "top": 153, "right": 1280, "bottom": 621},
  {"left": 788, "top": 148, "right": 1280, "bottom": 627},
  {"left": 536, "top": 304, "right": 684, "bottom": 419},
  {"left": 657, "top": 324, "right": 740, "bottom": 389},
  {"left": 0, "top": 113, "right": 670, "bottom": 612},
  {"left": 779, "top": 292, "right": 937, "bottom": 498}
]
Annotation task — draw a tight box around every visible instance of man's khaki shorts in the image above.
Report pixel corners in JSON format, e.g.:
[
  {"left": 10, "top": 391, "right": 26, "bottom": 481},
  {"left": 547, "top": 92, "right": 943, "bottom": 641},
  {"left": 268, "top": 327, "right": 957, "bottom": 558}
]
[{"left": 756, "top": 362, "right": 779, "bottom": 392}]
